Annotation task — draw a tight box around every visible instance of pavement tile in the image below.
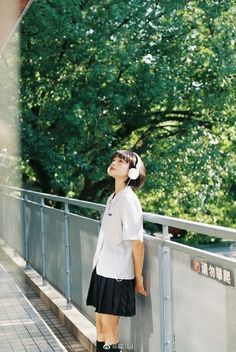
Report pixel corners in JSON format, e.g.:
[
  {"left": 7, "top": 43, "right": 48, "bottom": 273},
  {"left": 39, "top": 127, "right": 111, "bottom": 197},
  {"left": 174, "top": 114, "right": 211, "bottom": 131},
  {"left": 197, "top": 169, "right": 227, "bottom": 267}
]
[{"left": 0, "top": 248, "right": 89, "bottom": 352}]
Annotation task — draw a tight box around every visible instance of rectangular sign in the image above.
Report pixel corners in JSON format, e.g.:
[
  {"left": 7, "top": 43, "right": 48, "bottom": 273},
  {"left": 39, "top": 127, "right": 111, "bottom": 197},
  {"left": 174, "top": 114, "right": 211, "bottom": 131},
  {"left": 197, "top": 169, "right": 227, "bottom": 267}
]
[{"left": 191, "top": 257, "right": 235, "bottom": 287}]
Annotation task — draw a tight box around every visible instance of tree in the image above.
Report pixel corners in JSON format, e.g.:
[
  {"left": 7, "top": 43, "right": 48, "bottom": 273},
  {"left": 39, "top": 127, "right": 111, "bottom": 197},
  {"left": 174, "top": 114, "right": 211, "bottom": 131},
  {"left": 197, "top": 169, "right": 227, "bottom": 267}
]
[{"left": 19, "top": 0, "right": 236, "bottom": 231}]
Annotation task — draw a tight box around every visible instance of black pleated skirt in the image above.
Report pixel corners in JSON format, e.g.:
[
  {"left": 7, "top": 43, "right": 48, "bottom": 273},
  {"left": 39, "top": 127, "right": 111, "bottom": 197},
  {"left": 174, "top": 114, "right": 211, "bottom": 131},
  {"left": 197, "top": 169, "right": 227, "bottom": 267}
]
[{"left": 86, "top": 266, "right": 136, "bottom": 317}]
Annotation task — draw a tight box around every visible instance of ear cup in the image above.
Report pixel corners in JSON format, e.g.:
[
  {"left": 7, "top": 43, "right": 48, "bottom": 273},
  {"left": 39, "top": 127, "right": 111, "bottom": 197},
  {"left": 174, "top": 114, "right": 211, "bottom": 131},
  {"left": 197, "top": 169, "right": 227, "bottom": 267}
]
[
  {"left": 128, "top": 152, "right": 141, "bottom": 180},
  {"left": 128, "top": 167, "right": 139, "bottom": 180},
  {"left": 107, "top": 166, "right": 110, "bottom": 175}
]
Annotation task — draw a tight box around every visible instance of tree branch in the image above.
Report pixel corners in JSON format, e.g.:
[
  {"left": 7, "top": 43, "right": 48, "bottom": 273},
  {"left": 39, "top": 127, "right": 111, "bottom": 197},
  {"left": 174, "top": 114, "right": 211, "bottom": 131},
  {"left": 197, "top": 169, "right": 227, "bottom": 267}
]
[
  {"left": 28, "top": 159, "right": 51, "bottom": 193},
  {"left": 79, "top": 0, "right": 90, "bottom": 11}
]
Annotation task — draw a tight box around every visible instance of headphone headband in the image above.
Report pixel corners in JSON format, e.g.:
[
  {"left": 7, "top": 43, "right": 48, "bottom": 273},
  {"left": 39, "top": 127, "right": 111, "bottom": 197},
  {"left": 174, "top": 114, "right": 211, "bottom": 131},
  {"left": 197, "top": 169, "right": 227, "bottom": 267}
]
[{"left": 133, "top": 152, "right": 141, "bottom": 168}]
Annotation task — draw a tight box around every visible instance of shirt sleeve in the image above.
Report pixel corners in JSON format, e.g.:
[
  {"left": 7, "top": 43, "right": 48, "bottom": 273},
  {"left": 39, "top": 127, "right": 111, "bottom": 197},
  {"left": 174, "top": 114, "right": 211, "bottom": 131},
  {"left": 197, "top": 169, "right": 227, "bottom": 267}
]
[{"left": 120, "top": 197, "right": 143, "bottom": 241}]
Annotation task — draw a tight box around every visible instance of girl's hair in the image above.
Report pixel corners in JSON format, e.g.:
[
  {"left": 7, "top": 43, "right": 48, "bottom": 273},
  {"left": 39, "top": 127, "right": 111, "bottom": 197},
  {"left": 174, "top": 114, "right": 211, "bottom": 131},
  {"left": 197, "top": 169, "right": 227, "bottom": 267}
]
[{"left": 111, "top": 149, "right": 146, "bottom": 190}]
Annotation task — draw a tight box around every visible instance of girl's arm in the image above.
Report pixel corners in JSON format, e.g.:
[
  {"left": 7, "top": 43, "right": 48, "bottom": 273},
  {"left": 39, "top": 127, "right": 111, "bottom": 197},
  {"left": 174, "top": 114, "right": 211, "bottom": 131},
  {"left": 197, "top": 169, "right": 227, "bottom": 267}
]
[{"left": 132, "top": 240, "right": 148, "bottom": 296}]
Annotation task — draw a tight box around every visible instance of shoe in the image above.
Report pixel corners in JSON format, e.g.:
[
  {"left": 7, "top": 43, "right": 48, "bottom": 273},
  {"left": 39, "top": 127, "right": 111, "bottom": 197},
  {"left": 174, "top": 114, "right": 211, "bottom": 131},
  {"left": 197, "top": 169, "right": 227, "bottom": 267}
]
[{"left": 96, "top": 340, "right": 105, "bottom": 351}]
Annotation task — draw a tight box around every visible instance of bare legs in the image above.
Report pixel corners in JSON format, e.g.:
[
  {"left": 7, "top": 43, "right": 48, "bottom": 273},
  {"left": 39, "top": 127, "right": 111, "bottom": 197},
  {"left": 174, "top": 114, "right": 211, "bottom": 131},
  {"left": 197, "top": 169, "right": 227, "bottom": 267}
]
[
  {"left": 96, "top": 313, "right": 104, "bottom": 342},
  {"left": 96, "top": 312, "right": 120, "bottom": 345}
]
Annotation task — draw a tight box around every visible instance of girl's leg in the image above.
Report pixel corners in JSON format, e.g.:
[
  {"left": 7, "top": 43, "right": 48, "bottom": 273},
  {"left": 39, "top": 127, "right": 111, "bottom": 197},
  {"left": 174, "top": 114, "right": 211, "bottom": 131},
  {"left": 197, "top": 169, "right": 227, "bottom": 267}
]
[
  {"left": 96, "top": 313, "right": 105, "bottom": 342},
  {"left": 96, "top": 313, "right": 105, "bottom": 351},
  {"left": 100, "top": 313, "right": 120, "bottom": 345}
]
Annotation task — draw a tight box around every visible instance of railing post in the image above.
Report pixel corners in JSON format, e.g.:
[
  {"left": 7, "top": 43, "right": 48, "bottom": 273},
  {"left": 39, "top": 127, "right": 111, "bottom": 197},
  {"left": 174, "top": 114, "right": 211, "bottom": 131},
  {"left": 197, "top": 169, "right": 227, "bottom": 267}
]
[
  {"left": 40, "top": 197, "right": 46, "bottom": 285},
  {"left": 99, "top": 210, "right": 104, "bottom": 225},
  {"left": 64, "top": 201, "right": 72, "bottom": 309},
  {"left": 158, "top": 224, "right": 173, "bottom": 352},
  {"left": 0, "top": 190, "right": 2, "bottom": 239},
  {"left": 12, "top": 192, "right": 17, "bottom": 255},
  {"left": 23, "top": 193, "right": 30, "bottom": 269}
]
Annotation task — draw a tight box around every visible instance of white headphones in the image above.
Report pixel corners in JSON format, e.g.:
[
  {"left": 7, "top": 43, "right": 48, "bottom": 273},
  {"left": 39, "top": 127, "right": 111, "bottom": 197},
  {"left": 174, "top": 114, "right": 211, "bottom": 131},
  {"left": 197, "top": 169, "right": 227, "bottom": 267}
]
[{"left": 128, "top": 152, "right": 141, "bottom": 180}]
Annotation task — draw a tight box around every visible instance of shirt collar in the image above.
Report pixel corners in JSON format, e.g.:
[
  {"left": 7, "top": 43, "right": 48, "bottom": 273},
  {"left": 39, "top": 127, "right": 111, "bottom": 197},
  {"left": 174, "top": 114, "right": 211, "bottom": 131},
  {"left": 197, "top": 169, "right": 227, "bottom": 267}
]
[{"left": 107, "top": 185, "right": 131, "bottom": 203}]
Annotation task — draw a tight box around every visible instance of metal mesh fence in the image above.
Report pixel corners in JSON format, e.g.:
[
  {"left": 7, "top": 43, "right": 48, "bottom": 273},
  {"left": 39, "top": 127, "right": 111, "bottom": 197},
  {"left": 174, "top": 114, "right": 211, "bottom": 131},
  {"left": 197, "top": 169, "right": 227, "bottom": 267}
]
[
  {"left": 69, "top": 213, "right": 100, "bottom": 319},
  {"left": 171, "top": 247, "right": 236, "bottom": 352},
  {"left": 126, "top": 235, "right": 161, "bottom": 352}
]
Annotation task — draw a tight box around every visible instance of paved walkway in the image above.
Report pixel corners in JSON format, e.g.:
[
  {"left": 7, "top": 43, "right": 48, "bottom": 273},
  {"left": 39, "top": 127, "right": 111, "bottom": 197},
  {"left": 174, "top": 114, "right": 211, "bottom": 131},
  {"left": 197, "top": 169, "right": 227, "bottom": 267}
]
[{"left": 0, "top": 248, "right": 88, "bottom": 352}]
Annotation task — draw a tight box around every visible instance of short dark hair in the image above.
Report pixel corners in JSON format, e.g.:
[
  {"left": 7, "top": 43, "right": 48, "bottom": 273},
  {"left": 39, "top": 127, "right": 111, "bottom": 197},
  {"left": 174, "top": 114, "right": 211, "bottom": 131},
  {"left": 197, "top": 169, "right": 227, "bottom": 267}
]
[{"left": 111, "top": 149, "right": 146, "bottom": 190}]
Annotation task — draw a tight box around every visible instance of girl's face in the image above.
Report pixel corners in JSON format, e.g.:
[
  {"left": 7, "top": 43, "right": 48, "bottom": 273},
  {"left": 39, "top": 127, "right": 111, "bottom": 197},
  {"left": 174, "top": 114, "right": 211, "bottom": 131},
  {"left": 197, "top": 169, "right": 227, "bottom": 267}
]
[{"left": 108, "top": 156, "right": 130, "bottom": 180}]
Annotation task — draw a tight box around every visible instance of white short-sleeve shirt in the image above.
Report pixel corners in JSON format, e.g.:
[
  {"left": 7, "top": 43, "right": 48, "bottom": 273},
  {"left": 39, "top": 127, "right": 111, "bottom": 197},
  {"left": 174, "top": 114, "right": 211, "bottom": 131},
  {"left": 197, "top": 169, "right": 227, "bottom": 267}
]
[{"left": 92, "top": 185, "right": 143, "bottom": 280}]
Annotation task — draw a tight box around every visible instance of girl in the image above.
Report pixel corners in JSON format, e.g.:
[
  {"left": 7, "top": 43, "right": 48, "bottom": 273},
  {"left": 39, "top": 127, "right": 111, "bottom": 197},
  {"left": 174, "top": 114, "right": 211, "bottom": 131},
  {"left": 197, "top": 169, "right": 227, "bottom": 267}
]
[{"left": 86, "top": 150, "right": 147, "bottom": 352}]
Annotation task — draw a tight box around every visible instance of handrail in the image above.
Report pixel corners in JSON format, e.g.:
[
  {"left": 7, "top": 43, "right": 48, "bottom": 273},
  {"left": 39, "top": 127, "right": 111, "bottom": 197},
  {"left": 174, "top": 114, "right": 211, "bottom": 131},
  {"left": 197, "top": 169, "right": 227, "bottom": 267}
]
[
  {"left": 0, "top": 184, "right": 236, "bottom": 240},
  {"left": 0, "top": 184, "right": 105, "bottom": 211},
  {"left": 143, "top": 212, "right": 236, "bottom": 240}
]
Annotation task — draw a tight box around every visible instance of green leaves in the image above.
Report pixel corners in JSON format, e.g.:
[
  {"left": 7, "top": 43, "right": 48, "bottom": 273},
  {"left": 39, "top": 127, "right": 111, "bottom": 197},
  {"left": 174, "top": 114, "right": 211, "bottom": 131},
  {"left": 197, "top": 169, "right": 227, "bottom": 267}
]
[{"left": 19, "top": 0, "right": 236, "bottom": 233}]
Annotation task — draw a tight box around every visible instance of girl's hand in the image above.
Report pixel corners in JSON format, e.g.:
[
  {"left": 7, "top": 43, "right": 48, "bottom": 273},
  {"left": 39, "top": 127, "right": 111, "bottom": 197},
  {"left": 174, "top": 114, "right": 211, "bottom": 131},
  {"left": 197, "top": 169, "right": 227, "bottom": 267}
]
[{"left": 135, "top": 274, "right": 148, "bottom": 296}]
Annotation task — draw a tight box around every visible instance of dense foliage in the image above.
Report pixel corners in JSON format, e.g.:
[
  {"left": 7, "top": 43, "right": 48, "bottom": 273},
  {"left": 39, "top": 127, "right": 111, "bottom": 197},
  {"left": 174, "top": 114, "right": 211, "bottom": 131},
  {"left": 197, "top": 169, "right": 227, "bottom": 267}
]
[{"left": 19, "top": 0, "right": 236, "bottom": 240}]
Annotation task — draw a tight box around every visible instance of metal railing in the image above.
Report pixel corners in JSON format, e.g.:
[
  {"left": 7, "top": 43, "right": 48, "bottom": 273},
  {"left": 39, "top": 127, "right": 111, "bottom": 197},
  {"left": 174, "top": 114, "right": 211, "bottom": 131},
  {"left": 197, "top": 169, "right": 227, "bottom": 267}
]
[{"left": 0, "top": 184, "right": 236, "bottom": 352}]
